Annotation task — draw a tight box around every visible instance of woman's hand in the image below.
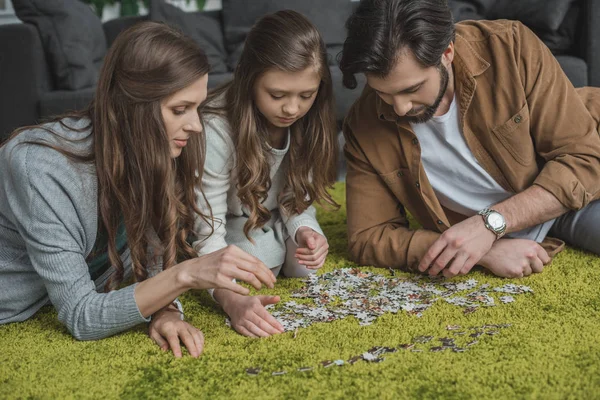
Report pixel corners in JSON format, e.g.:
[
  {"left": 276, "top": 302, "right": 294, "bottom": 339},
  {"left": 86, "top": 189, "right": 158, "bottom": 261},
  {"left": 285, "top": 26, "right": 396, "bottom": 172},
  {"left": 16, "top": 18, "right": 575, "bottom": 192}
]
[
  {"left": 148, "top": 305, "right": 204, "bottom": 358},
  {"left": 295, "top": 227, "right": 329, "bottom": 269},
  {"left": 179, "top": 245, "right": 277, "bottom": 295}
]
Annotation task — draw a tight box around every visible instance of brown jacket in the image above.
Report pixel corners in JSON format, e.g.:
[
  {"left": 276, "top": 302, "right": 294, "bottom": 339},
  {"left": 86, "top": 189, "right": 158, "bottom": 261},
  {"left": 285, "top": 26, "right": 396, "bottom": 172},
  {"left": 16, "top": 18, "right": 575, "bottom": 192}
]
[{"left": 343, "top": 20, "right": 600, "bottom": 270}]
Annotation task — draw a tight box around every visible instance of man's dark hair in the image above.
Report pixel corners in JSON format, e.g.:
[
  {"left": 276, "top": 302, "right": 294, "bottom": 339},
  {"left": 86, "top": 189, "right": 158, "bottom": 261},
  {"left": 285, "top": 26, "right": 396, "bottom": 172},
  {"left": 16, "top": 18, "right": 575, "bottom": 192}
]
[{"left": 339, "top": 0, "right": 455, "bottom": 89}]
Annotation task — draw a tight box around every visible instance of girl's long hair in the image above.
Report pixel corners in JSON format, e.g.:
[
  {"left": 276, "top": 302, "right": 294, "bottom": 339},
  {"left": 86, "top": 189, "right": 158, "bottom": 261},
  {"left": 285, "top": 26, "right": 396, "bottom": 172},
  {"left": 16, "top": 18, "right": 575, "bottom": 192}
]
[
  {"left": 205, "top": 10, "right": 339, "bottom": 239},
  {"left": 4, "top": 22, "right": 212, "bottom": 290}
]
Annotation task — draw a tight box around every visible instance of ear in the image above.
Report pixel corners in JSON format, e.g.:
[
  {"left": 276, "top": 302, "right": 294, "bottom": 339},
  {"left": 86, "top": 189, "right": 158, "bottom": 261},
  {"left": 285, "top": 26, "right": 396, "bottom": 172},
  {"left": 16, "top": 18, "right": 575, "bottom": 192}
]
[{"left": 441, "top": 42, "right": 455, "bottom": 67}]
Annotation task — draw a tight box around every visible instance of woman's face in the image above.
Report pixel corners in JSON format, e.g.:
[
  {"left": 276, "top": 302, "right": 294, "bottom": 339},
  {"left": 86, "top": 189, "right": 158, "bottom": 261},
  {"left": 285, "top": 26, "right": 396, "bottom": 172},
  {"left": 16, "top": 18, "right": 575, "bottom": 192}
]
[
  {"left": 253, "top": 67, "right": 321, "bottom": 135},
  {"left": 161, "top": 74, "right": 209, "bottom": 158}
]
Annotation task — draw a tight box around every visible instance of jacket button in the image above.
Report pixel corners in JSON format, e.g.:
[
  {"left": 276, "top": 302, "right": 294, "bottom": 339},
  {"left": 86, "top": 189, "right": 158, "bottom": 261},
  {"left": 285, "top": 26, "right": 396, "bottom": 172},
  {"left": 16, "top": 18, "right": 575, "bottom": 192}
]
[
  {"left": 412, "top": 138, "right": 419, "bottom": 145},
  {"left": 397, "top": 171, "right": 404, "bottom": 177},
  {"left": 513, "top": 115, "right": 522, "bottom": 123},
  {"left": 415, "top": 182, "right": 420, "bottom": 188},
  {"left": 437, "top": 220, "right": 443, "bottom": 225}
]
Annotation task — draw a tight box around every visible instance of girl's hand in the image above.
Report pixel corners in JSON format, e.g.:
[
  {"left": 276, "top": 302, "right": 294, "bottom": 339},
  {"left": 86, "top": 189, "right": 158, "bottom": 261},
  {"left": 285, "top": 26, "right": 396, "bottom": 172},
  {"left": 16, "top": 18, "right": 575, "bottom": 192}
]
[
  {"left": 219, "top": 291, "right": 284, "bottom": 337},
  {"left": 148, "top": 305, "right": 204, "bottom": 358},
  {"left": 180, "top": 245, "right": 277, "bottom": 295},
  {"left": 295, "top": 227, "right": 329, "bottom": 269}
]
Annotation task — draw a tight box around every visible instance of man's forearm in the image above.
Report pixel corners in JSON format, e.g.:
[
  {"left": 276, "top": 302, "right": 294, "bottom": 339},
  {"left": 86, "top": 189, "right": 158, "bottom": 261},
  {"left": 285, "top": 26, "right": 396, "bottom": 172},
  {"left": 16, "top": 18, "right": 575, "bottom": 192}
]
[{"left": 493, "top": 185, "right": 568, "bottom": 234}]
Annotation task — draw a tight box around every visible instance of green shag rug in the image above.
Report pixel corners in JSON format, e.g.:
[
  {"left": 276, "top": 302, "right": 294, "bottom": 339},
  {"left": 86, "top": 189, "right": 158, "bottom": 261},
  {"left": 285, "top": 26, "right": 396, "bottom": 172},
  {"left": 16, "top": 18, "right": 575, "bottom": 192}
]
[{"left": 2, "top": 182, "right": 600, "bottom": 400}]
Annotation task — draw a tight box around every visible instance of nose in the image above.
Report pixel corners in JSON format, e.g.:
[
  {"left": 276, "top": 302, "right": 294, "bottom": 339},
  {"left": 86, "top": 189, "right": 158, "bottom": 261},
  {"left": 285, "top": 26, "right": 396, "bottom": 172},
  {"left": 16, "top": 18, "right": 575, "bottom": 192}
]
[
  {"left": 282, "top": 98, "right": 299, "bottom": 116},
  {"left": 393, "top": 96, "right": 412, "bottom": 117},
  {"left": 185, "top": 111, "right": 203, "bottom": 133}
]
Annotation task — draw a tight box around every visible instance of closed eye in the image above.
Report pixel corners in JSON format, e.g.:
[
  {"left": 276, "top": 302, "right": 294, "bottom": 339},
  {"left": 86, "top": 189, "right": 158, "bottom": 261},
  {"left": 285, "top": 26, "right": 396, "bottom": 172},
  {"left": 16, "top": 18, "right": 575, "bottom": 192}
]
[{"left": 405, "top": 85, "right": 421, "bottom": 94}]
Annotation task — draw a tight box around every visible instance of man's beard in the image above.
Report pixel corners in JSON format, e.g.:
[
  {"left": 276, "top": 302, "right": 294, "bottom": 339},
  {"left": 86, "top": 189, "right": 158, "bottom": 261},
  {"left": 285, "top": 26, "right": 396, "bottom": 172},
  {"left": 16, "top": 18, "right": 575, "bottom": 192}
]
[{"left": 404, "top": 64, "right": 449, "bottom": 124}]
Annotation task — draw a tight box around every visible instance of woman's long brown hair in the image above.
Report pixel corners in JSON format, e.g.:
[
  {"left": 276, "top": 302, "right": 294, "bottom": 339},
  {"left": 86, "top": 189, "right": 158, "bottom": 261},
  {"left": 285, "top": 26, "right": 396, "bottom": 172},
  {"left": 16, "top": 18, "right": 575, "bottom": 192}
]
[
  {"left": 3, "top": 22, "right": 212, "bottom": 290},
  {"left": 205, "top": 10, "right": 339, "bottom": 239}
]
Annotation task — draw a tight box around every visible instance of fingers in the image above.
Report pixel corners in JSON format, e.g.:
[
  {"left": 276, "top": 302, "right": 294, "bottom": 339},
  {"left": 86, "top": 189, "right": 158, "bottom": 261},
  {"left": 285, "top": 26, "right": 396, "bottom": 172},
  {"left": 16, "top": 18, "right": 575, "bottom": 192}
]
[
  {"left": 257, "top": 296, "right": 284, "bottom": 333},
  {"left": 522, "top": 262, "right": 533, "bottom": 277},
  {"left": 305, "top": 253, "right": 327, "bottom": 269},
  {"left": 149, "top": 330, "right": 169, "bottom": 352},
  {"left": 537, "top": 245, "right": 551, "bottom": 264},
  {"left": 236, "top": 325, "right": 258, "bottom": 338},
  {"left": 458, "top": 261, "right": 475, "bottom": 276},
  {"left": 443, "top": 253, "right": 469, "bottom": 278},
  {"left": 190, "top": 328, "right": 205, "bottom": 357},
  {"left": 418, "top": 239, "right": 446, "bottom": 272},
  {"left": 166, "top": 333, "right": 183, "bottom": 358},
  {"left": 178, "top": 328, "right": 200, "bottom": 358},
  {"left": 254, "top": 309, "right": 284, "bottom": 335},
  {"left": 224, "top": 245, "right": 277, "bottom": 286},
  {"left": 223, "top": 281, "right": 252, "bottom": 296},
  {"left": 230, "top": 259, "right": 276, "bottom": 289},
  {"left": 228, "top": 296, "right": 284, "bottom": 337},
  {"left": 258, "top": 295, "right": 281, "bottom": 307},
  {"left": 530, "top": 256, "right": 544, "bottom": 274},
  {"left": 296, "top": 246, "right": 329, "bottom": 266},
  {"left": 223, "top": 264, "right": 266, "bottom": 291},
  {"left": 427, "top": 247, "right": 456, "bottom": 276},
  {"left": 295, "top": 228, "right": 313, "bottom": 248}
]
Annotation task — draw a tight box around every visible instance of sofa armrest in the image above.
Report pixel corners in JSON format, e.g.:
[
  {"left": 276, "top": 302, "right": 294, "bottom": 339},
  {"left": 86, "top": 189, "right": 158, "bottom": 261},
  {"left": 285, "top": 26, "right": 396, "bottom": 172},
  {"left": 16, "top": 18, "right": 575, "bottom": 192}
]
[
  {"left": 0, "top": 23, "right": 53, "bottom": 142},
  {"left": 584, "top": 0, "right": 600, "bottom": 86},
  {"left": 103, "top": 15, "right": 148, "bottom": 47}
]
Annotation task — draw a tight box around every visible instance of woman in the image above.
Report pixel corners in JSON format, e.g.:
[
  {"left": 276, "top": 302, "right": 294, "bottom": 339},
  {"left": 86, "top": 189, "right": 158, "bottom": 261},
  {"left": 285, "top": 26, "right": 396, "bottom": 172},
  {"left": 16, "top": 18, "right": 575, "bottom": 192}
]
[{"left": 0, "top": 22, "right": 275, "bottom": 358}]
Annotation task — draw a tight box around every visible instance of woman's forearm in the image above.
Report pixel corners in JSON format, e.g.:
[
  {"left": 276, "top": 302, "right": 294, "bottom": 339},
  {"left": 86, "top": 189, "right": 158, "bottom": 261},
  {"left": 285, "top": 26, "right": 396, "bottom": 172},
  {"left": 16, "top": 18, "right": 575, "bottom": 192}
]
[{"left": 134, "top": 261, "right": 191, "bottom": 318}]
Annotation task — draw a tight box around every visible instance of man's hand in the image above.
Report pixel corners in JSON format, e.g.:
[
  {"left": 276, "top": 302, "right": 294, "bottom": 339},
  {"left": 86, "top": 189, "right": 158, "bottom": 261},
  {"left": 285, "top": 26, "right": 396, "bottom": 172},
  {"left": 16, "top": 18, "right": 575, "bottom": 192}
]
[
  {"left": 478, "top": 238, "right": 551, "bottom": 278},
  {"left": 148, "top": 305, "right": 204, "bottom": 358},
  {"left": 219, "top": 291, "right": 285, "bottom": 337},
  {"left": 295, "top": 227, "right": 329, "bottom": 269},
  {"left": 418, "top": 215, "right": 496, "bottom": 277}
]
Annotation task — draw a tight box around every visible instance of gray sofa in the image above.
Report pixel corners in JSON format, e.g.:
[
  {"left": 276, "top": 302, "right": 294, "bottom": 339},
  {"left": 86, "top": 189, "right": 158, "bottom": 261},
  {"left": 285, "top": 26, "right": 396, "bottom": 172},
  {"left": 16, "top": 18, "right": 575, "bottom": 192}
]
[{"left": 1, "top": 0, "right": 598, "bottom": 142}]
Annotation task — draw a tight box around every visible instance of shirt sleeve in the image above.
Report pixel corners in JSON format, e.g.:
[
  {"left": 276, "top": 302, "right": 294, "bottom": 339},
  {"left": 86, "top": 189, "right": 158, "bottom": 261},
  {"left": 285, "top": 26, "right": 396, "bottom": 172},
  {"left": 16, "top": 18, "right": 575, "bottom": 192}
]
[
  {"left": 343, "top": 118, "right": 441, "bottom": 270},
  {"left": 513, "top": 21, "right": 600, "bottom": 210},
  {"left": 281, "top": 204, "right": 325, "bottom": 245},
  {"left": 192, "top": 116, "right": 235, "bottom": 255},
  {"left": 191, "top": 117, "right": 236, "bottom": 301},
  {"left": 6, "top": 142, "right": 149, "bottom": 341}
]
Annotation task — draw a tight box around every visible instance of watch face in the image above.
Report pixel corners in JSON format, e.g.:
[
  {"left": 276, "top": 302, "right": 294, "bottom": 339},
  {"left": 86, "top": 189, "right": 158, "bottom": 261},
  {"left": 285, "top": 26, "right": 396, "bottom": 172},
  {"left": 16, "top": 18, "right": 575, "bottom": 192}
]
[{"left": 488, "top": 212, "right": 505, "bottom": 230}]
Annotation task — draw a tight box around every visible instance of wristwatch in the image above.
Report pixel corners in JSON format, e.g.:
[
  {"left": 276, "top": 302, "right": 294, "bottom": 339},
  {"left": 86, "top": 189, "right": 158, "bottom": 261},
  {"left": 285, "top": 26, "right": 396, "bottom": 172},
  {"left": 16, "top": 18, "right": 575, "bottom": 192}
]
[{"left": 477, "top": 208, "right": 506, "bottom": 239}]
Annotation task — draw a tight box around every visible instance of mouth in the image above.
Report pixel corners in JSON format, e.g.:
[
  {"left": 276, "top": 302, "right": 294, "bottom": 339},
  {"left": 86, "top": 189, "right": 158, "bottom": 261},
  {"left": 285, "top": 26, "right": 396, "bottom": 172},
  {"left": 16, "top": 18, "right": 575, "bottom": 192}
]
[
  {"left": 406, "top": 107, "right": 425, "bottom": 116},
  {"left": 173, "top": 138, "right": 188, "bottom": 148},
  {"left": 277, "top": 116, "right": 297, "bottom": 124}
]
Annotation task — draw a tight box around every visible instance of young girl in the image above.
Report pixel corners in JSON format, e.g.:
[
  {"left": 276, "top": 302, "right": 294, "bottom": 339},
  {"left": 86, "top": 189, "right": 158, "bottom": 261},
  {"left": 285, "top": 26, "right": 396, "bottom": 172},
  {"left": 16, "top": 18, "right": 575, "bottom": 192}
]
[
  {"left": 193, "top": 10, "right": 338, "bottom": 338},
  {"left": 0, "top": 22, "right": 275, "bottom": 357}
]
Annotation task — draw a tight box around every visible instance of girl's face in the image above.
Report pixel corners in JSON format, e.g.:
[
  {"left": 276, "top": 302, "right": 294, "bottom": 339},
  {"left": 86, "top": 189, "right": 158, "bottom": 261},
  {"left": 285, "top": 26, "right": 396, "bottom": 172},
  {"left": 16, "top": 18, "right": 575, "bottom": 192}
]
[
  {"left": 253, "top": 67, "right": 321, "bottom": 134},
  {"left": 161, "top": 74, "right": 209, "bottom": 158}
]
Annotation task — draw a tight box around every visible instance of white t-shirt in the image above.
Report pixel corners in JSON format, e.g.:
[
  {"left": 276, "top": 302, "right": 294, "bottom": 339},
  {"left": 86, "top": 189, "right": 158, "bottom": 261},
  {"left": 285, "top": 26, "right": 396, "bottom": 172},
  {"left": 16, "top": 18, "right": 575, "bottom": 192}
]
[{"left": 410, "top": 96, "right": 554, "bottom": 242}]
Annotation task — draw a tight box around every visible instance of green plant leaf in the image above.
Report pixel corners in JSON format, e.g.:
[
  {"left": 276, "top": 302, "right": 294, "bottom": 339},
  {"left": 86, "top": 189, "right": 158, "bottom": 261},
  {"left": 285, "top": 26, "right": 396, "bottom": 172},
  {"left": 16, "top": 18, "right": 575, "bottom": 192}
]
[{"left": 119, "top": 0, "right": 139, "bottom": 16}]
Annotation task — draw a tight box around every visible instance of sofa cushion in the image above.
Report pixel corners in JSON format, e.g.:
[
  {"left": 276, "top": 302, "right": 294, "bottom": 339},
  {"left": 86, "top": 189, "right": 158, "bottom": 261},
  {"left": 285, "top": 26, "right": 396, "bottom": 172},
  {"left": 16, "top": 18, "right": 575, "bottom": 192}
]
[
  {"left": 555, "top": 55, "right": 588, "bottom": 88},
  {"left": 221, "top": 0, "right": 353, "bottom": 69},
  {"left": 487, "top": 0, "right": 576, "bottom": 33},
  {"left": 12, "top": 0, "right": 106, "bottom": 91},
  {"left": 38, "top": 88, "right": 96, "bottom": 119},
  {"left": 449, "top": 0, "right": 580, "bottom": 55},
  {"left": 149, "top": 0, "right": 228, "bottom": 74}
]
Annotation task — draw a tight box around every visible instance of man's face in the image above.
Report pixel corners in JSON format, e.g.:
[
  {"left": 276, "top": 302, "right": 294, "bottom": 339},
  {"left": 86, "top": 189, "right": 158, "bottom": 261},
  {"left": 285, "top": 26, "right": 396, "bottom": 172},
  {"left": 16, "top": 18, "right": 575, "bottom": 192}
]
[{"left": 367, "top": 46, "right": 452, "bottom": 123}]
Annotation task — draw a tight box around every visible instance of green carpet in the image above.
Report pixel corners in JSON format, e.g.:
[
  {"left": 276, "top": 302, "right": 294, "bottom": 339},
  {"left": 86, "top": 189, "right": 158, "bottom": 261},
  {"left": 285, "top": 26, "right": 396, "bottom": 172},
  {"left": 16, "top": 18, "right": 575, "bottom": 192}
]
[{"left": 2, "top": 183, "right": 600, "bottom": 399}]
